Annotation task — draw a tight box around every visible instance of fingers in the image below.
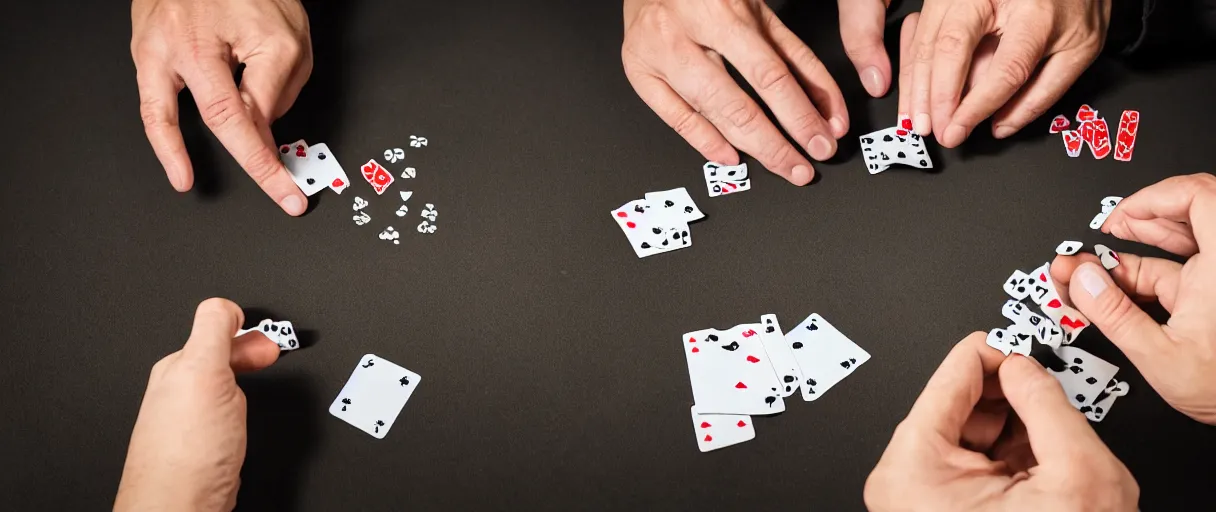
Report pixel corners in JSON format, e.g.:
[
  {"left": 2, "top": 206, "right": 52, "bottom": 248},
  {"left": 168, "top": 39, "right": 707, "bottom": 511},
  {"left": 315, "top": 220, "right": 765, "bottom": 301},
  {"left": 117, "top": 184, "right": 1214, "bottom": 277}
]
[
  {"left": 664, "top": 48, "right": 816, "bottom": 185},
  {"left": 946, "top": 14, "right": 1049, "bottom": 146},
  {"left": 1106, "top": 173, "right": 1216, "bottom": 253},
  {"left": 928, "top": 5, "right": 987, "bottom": 147},
  {"left": 180, "top": 57, "right": 307, "bottom": 216},
  {"left": 626, "top": 71, "right": 738, "bottom": 165},
  {"left": 135, "top": 64, "right": 192, "bottom": 192},
  {"left": 714, "top": 19, "right": 838, "bottom": 163},
  {"left": 1066, "top": 262, "right": 1174, "bottom": 366},
  {"left": 1108, "top": 218, "right": 1198, "bottom": 257},
  {"left": 1052, "top": 253, "right": 1184, "bottom": 312},
  {"left": 231, "top": 332, "right": 282, "bottom": 373},
  {"left": 989, "top": 49, "right": 1093, "bottom": 139},
  {"left": 182, "top": 298, "right": 244, "bottom": 368},
  {"left": 896, "top": 13, "right": 919, "bottom": 121},
  {"left": 237, "top": 55, "right": 310, "bottom": 149},
  {"left": 838, "top": 0, "right": 893, "bottom": 98},
  {"left": 901, "top": 331, "right": 1007, "bottom": 442},
  {"left": 998, "top": 355, "right": 1110, "bottom": 466},
  {"left": 908, "top": 3, "right": 947, "bottom": 135},
  {"left": 764, "top": 8, "right": 850, "bottom": 139}
]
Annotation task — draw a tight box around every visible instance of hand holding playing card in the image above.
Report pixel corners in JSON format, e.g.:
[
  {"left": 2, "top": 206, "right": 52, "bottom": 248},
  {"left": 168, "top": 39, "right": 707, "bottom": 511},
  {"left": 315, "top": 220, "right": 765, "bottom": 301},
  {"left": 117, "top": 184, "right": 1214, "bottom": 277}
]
[
  {"left": 621, "top": 0, "right": 850, "bottom": 185},
  {"left": 896, "top": 0, "right": 1109, "bottom": 147},
  {"left": 131, "top": 0, "right": 313, "bottom": 215},
  {"left": 865, "top": 333, "right": 1138, "bottom": 511},
  {"left": 1050, "top": 173, "right": 1216, "bottom": 425},
  {"left": 114, "top": 298, "right": 281, "bottom": 511}
]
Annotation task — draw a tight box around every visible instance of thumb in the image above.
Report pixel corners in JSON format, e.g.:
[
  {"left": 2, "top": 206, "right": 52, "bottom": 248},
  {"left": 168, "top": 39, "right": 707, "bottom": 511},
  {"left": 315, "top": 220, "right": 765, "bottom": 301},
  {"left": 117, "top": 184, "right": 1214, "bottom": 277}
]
[
  {"left": 1067, "top": 262, "right": 1172, "bottom": 365},
  {"left": 181, "top": 298, "right": 244, "bottom": 368},
  {"left": 838, "top": 0, "right": 892, "bottom": 98},
  {"left": 998, "top": 355, "right": 1109, "bottom": 466}
]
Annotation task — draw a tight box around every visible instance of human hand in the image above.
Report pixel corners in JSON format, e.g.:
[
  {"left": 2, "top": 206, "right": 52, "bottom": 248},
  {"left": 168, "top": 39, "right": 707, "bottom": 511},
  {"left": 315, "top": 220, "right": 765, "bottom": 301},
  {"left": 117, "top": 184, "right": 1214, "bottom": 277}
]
[
  {"left": 131, "top": 0, "right": 313, "bottom": 215},
  {"left": 621, "top": 0, "right": 848, "bottom": 185},
  {"left": 838, "top": 0, "right": 894, "bottom": 98},
  {"left": 1051, "top": 173, "right": 1216, "bottom": 425},
  {"left": 865, "top": 332, "right": 1138, "bottom": 511},
  {"left": 114, "top": 298, "right": 282, "bottom": 511},
  {"left": 897, "top": 0, "right": 1110, "bottom": 148}
]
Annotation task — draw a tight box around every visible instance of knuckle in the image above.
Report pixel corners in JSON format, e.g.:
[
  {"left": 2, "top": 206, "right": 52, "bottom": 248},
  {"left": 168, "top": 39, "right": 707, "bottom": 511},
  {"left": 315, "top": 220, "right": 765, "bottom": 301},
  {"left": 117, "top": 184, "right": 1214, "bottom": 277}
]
[
  {"left": 138, "top": 96, "right": 172, "bottom": 129},
  {"left": 200, "top": 93, "right": 246, "bottom": 131},
  {"left": 242, "top": 147, "right": 284, "bottom": 185},
  {"left": 265, "top": 34, "right": 304, "bottom": 62},
  {"left": 1188, "top": 173, "right": 1216, "bottom": 193},
  {"left": 995, "top": 59, "right": 1034, "bottom": 91},
  {"left": 915, "top": 39, "right": 936, "bottom": 62},
  {"left": 753, "top": 62, "right": 794, "bottom": 94},
  {"left": 757, "top": 139, "right": 795, "bottom": 166},
  {"left": 1100, "top": 295, "right": 1142, "bottom": 340},
  {"left": 669, "top": 109, "right": 703, "bottom": 138},
  {"left": 934, "top": 30, "right": 971, "bottom": 57},
  {"left": 720, "top": 98, "right": 762, "bottom": 132}
]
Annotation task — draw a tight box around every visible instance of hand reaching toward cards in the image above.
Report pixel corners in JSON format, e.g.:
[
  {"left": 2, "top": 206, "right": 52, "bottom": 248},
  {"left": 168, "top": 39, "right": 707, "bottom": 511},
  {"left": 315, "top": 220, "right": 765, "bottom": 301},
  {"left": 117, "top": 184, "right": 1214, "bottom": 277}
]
[
  {"left": 621, "top": 0, "right": 852, "bottom": 185},
  {"left": 898, "top": 0, "right": 1110, "bottom": 147},
  {"left": 114, "top": 298, "right": 281, "bottom": 511},
  {"left": 131, "top": 0, "right": 313, "bottom": 215},
  {"left": 865, "top": 332, "right": 1138, "bottom": 511},
  {"left": 1050, "top": 174, "right": 1216, "bottom": 425}
]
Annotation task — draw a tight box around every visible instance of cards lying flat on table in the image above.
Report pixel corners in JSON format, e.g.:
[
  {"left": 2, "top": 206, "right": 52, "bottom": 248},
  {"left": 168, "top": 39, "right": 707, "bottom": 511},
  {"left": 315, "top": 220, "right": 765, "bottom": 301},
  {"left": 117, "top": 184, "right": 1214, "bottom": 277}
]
[
  {"left": 860, "top": 124, "right": 932, "bottom": 174},
  {"left": 683, "top": 323, "right": 785, "bottom": 415},
  {"left": 691, "top": 406, "right": 755, "bottom": 453},
  {"left": 279, "top": 140, "right": 351, "bottom": 196},
  {"left": 785, "top": 314, "right": 870, "bottom": 401},
  {"left": 611, "top": 187, "right": 701, "bottom": 258},
  {"left": 1053, "top": 105, "right": 1138, "bottom": 162},
  {"left": 236, "top": 318, "right": 300, "bottom": 351},
  {"left": 329, "top": 354, "right": 422, "bottom": 439},
  {"left": 703, "top": 162, "right": 751, "bottom": 197}
]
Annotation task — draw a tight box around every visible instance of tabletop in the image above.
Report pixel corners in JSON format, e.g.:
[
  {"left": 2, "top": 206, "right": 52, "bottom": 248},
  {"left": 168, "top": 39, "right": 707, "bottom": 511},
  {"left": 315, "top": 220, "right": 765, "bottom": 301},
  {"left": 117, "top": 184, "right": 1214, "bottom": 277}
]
[{"left": 3, "top": 1, "right": 1216, "bottom": 510}]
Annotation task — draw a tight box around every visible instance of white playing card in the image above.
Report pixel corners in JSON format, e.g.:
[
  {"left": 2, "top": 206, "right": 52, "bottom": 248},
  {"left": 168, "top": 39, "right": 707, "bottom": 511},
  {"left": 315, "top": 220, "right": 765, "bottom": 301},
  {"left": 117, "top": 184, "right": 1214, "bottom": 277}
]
[
  {"left": 1025, "top": 263, "right": 1054, "bottom": 306},
  {"left": 1089, "top": 210, "right": 1111, "bottom": 230},
  {"left": 1083, "top": 380, "right": 1129, "bottom": 422},
  {"left": 1002, "top": 269, "right": 1032, "bottom": 300},
  {"left": 268, "top": 320, "right": 300, "bottom": 351},
  {"left": 611, "top": 199, "right": 690, "bottom": 258},
  {"left": 645, "top": 187, "right": 704, "bottom": 224},
  {"left": 1056, "top": 241, "right": 1082, "bottom": 256},
  {"left": 785, "top": 313, "right": 870, "bottom": 402},
  {"left": 703, "top": 162, "right": 751, "bottom": 197},
  {"left": 682, "top": 324, "right": 785, "bottom": 415},
  {"left": 859, "top": 128, "right": 893, "bottom": 174},
  {"left": 1001, "top": 299, "right": 1032, "bottom": 324},
  {"left": 691, "top": 406, "right": 755, "bottom": 452},
  {"left": 1047, "top": 346, "right": 1119, "bottom": 409},
  {"left": 284, "top": 142, "right": 351, "bottom": 196},
  {"left": 986, "top": 328, "right": 1013, "bottom": 356},
  {"left": 1005, "top": 324, "right": 1034, "bottom": 355},
  {"left": 329, "top": 354, "right": 421, "bottom": 439},
  {"left": 1095, "top": 244, "right": 1121, "bottom": 270},
  {"left": 1035, "top": 322, "right": 1064, "bottom": 349},
  {"left": 1101, "top": 196, "right": 1123, "bottom": 213},
  {"left": 758, "top": 314, "right": 801, "bottom": 397}
]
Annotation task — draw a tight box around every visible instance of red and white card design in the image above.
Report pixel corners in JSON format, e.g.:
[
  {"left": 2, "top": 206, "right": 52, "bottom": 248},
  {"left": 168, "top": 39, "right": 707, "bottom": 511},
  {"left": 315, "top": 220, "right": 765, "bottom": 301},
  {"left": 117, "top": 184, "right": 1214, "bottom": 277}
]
[
  {"left": 1088, "top": 118, "right": 1112, "bottom": 159},
  {"left": 1049, "top": 115, "right": 1070, "bottom": 134},
  {"left": 1076, "top": 104, "right": 1098, "bottom": 122},
  {"left": 360, "top": 159, "right": 395, "bottom": 195},
  {"left": 1113, "top": 110, "right": 1140, "bottom": 162},
  {"left": 1062, "top": 130, "right": 1083, "bottom": 157},
  {"left": 691, "top": 406, "right": 754, "bottom": 452}
]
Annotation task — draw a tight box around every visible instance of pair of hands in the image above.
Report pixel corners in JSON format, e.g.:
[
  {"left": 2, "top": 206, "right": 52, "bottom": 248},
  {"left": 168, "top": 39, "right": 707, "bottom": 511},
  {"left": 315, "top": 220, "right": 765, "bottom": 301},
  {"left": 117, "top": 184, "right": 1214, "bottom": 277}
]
[
  {"left": 622, "top": 0, "right": 1109, "bottom": 182},
  {"left": 114, "top": 299, "right": 280, "bottom": 511},
  {"left": 867, "top": 173, "right": 1216, "bottom": 510}
]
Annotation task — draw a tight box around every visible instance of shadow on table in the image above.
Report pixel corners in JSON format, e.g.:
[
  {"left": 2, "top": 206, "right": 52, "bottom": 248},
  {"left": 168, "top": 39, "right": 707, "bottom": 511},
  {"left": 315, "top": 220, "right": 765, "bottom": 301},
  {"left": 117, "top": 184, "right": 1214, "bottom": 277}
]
[
  {"left": 235, "top": 373, "right": 322, "bottom": 512},
  {"left": 180, "top": 0, "right": 355, "bottom": 209}
]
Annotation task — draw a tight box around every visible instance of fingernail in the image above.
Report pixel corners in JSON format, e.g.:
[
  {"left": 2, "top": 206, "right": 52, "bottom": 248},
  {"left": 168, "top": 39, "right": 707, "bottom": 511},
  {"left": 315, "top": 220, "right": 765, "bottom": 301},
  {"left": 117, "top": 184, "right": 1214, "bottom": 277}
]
[
  {"left": 829, "top": 117, "right": 846, "bottom": 138},
  {"left": 1077, "top": 263, "right": 1109, "bottom": 299},
  {"left": 914, "top": 113, "right": 931, "bottom": 136},
  {"left": 808, "top": 135, "right": 834, "bottom": 161},
  {"left": 993, "top": 125, "right": 1016, "bottom": 139},
  {"left": 791, "top": 164, "right": 813, "bottom": 185},
  {"left": 861, "top": 66, "right": 884, "bottom": 97},
  {"left": 943, "top": 124, "right": 966, "bottom": 147},
  {"left": 280, "top": 195, "right": 306, "bottom": 216}
]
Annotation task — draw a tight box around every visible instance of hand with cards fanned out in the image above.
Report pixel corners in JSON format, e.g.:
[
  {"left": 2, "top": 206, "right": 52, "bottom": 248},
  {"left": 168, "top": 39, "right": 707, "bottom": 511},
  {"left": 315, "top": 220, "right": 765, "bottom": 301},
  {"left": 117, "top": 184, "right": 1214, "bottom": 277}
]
[
  {"left": 131, "top": 0, "right": 313, "bottom": 215},
  {"left": 865, "top": 333, "right": 1139, "bottom": 511},
  {"left": 115, "top": 299, "right": 282, "bottom": 511},
  {"left": 621, "top": 0, "right": 856, "bottom": 185},
  {"left": 1050, "top": 174, "right": 1216, "bottom": 425}
]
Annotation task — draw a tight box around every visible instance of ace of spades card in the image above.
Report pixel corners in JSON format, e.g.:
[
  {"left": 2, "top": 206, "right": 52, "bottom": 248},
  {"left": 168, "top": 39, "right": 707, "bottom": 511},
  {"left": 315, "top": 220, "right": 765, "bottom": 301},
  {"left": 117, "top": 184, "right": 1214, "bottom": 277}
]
[
  {"left": 682, "top": 324, "right": 785, "bottom": 416},
  {"left": 329, "top": 354, "right": 422, "bottom": 439},
  {"left": 785, "top": 313, "right": 870, "bottom": 401}
]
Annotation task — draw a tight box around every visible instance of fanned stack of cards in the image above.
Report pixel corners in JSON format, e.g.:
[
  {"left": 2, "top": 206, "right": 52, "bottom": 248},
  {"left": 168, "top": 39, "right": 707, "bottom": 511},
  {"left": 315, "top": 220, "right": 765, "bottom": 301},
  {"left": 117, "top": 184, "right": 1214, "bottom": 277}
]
[
  {"left": 237, "top": 318, "right": 301, "bottom": 351},
  {"left": 703, "top": 162, "right": 751, "bottom": 197},
  {"left": 1050, "top": 105, "right": 1140, "bottom": 162},
  {"left": 329, "top": 354, "right": 422, "bottom": 439},
  {"left": 860, "top": 116, "right": 933, "bottom": 174},
  {"left": 279, "top": 140, "right": 352, "bottom": 195},
  {"left": 684, "top": 313, "right": 870, "bottom": 452},
  {"left": 610, "top": 187, "right": 703, "bottom": 258}
]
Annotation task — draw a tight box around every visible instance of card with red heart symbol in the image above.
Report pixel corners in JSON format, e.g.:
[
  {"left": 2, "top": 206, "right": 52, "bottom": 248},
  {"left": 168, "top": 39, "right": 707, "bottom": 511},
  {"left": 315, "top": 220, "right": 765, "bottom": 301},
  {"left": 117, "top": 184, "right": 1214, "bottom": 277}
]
[
  {"left": 682, "top": 324, "right": 785, "bottom": 416},
  {"left": 691, "top": 406, "right": 754, "bottom": 452},
  {"left": 280, "top": 140, "right": 350, "bottom": 196},
  {"left": 360, "top": 159, "right": 395, "bottom": 195}
]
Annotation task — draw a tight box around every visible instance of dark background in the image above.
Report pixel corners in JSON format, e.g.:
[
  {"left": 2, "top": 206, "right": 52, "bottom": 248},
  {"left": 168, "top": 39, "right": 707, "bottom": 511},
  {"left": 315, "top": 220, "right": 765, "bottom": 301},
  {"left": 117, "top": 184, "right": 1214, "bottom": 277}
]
[{"left": 2, "top": 0, "right": 1215, "bottom": 510}]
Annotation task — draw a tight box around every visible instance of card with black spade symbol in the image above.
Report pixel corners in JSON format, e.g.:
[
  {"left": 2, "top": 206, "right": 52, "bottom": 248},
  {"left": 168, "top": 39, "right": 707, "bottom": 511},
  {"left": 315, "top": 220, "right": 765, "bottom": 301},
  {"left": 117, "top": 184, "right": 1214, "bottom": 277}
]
[
  {"left": 329, "top": 354, "right": 421, "bottom": 439},
  {"left": 645, "top": 187, "right": 704, "bottom": 225},
  {"left": 758, "top": 314, "right": 801, "bottom": 398},
  {"left": 785, "top": 313, "right": 870, "bottom": 402},
  {"left": 280, "top": 141, "right": 350, "bottom": 196},
  {"left": 682, "top": 324, "right": 785, "bottom": 416}
]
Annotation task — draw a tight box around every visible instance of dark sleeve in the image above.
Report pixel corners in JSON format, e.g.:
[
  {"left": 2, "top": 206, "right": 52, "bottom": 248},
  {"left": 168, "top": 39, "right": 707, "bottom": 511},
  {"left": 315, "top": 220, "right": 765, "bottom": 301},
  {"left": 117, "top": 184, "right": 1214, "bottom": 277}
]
[{"left": 1108, "top": 0, "right": 1216, "bottom": 58}]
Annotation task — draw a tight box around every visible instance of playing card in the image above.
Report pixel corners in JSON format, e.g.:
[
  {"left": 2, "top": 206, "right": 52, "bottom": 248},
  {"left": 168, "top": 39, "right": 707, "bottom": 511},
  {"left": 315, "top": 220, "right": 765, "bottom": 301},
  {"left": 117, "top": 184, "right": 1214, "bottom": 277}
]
[
  {"left": 1062, "top": 130, "right": 1083, "bottom": 158},
  {"left": 1095, "top": 244, "right": 1121, "bottom": 270},
  {"left": 1055, "top": 241, "right": 1082, "bottom": 256},
  {"left": 1088, "top": 118, "right": 1112, "bottom": 159},
  {"left": 1076, "top": 104, "right": 1097, "bottom": 122},
  {"left": 682, "top": 324, "right": 785, "bottom": 415},
  {"left": 1046, "top": 346, "right": 1118, "bottom": 409},
  {"left": 703, "top": 162, "right": 751, "bottom": 197},
  {"left": 1025, "top": 263, "right": 1055, "bottom": 306},
  {"left": 986, "top": 327, "right": 1014, "bottom": 356},
  {"left": 1090, "top": 210, "right": 1111, "bottom": 230},
  {"left": 1082, "top": 380, "right": 1130, "bottom": 422},
  {"left": 611, "top": 199, "right": 690, "bottom": 258},
  {"left": 860, "top": 128, "right": 932, "bottom": 174},
  {"left": 1005, "top": 324, "right": 1035, "bottom": 355},
  {"left": 785, "top": 314, "right": 870, "bottom": 402},
  {"left": 1035, "top": 322, "right": 1064, "bottom": 349},
  {"left": 645, "top": 187, "right": 704, "bottom": 224},
  {"left": 281, "top": 142, "right": 351, "bottom": 195},
  {"left": 360, "top": 159, "right": 394, "bottom": 195},
  {"left": 1113, "top": 110, "right": 1139, "bottom": 162},
  {"left": 758, "top": 314, "right": 801, "bottom": 397},
  {"left": 1101, "top": 196, "right": 1123, "bottom": 213},
  {"left": 237, "top": 319, "right": 299, "bottom": 351},
  {"left": 1049, "top": 115, "right": 1070, "bottom": 134},
  {"left": 329, "top": 354, "right": 422, "bottom": 439},
  {"left": 1002, "top": 269, "right": 1032, "bottom": 300},
  {"left": 691, "top": 406, "right": 755, "bottom": 452}
]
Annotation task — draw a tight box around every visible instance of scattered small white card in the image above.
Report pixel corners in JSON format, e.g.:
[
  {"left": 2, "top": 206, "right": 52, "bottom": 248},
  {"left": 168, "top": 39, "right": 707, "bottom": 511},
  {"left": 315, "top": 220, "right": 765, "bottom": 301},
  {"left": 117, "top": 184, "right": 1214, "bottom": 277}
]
[
  {"left": 703, "top": 162, "right": 751, "bottom": 197},
  {"left": 682, "top": 324, "right": 785, "bottom": 416},
  {"left": 329, "top": 354, "right": 422, "bottom": 439},
  {"left": 785, "top": 314, "right": 870, "bottom": 402},
  {"left": 280, "top": 140, "right": 350, "bottom": 196},
  {"left": 236, "top": 319, "right": 300, "bottom": 351},
  {"left": 691, "top": 406, "right": 754, "bottom": 452},
  {"left": 758, "top": 314, "right": 801, "bottom": 397}
]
